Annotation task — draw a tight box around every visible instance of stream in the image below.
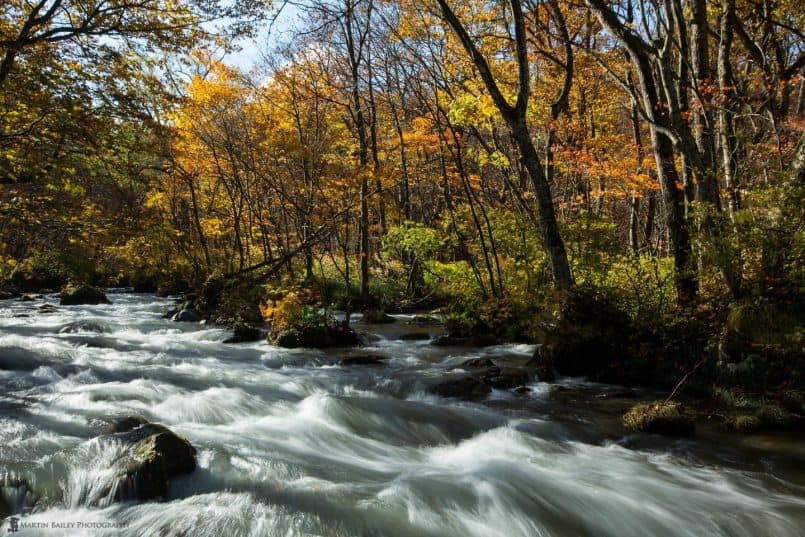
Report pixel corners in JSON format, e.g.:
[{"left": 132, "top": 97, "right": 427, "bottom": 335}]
[{"left": 1, "top": 292, "right": 804, "bottom": 536}]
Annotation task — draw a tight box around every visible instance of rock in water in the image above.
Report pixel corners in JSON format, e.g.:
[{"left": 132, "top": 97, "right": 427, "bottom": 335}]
[
  {"left": 482, "top": 367, "right": 530, "bottom": 389},
  {"left": 454, "top": 357, "right": 497, "bottom": 369},
  {"left": 0, "top": 475, "right": 38, "bottom": 519},
  {"left": 59, "top": 321, "right": 104, "bottom": 334},
  {"left": 93, "top": 422, "right": 196, "bottom": 504},
  {"left": 105, "top": 416, "right": 149, "bottom": 434},
  {"left": 60, "top": 285, "right": 111, "bottom": 306},
  {"left": 431, "top": 376, "right": 491, "bottom": 399},
  {"left": 172, "top": 308, "right": 202, "bottom": 323},
  {"left": 273, "top": 325, "right": 363, "bottom": 349},
  {"left": 223, "top": 323, "right": 263, "bottom": 343}
]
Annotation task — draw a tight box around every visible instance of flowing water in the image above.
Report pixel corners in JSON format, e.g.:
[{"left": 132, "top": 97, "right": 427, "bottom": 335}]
[{"left": 1, "top": 292, "right": 804, "bottom": 536}]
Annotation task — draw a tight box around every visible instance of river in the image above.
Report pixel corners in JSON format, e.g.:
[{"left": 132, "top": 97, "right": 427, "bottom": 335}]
[{"left": 1, "top": 292, "right": 803, "bottom": 536}]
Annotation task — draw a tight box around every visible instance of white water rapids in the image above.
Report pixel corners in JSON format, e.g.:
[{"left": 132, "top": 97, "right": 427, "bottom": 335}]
[{"left": 0, "top": 292, "right": 803, "bottom": 536}]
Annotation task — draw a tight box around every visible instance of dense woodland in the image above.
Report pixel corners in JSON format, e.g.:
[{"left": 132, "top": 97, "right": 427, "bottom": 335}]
[{"left": 1, "top": 1, "right": 803, "bottom": 430}]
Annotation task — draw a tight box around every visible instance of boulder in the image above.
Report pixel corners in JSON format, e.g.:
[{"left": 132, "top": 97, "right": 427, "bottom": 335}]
[
  {"left": 717, "top": 301, "right": 803, "bottom": 389},
  {"left": 481, "top": 367, "right": 530, "bottom": 390},
  {"left": 622, "top": 401, "right": 695, "bottom": 436},
  {"left": 223, "top": 323, "right": 263, "bottom": 344},
  {"left": 362, "top": 310, "right": 396, "bottom": 324},
  {"left": 339, "top": 355, "right": 387, "bottom": 366},
  {"left": 59, "top": 321, "right": 104, "bottom": 334},
  {"left": 60, "top": 285, "right": 111, "bottom": 306},
  {"left": 431, "top": 375, "right": 491, "bottom": 399},
  {"left": 536, "top": 289, "right": 639, "bottom": 384},
  {"left": 93, "top": 422, "right": 196, "bottom": 504},
  {"left": 172, "top": 308, "right": 202, "bottom": 323},
  {"left": 525, "top": 351, "right": 557, "bottom": 382},
  {"left": 20, "top": 293, "right": 42, "bottom": 302}
]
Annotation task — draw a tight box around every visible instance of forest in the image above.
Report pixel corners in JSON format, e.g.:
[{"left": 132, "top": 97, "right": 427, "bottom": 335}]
[{"left": 1, "top": 0, "right": 803, "bottom": 431}]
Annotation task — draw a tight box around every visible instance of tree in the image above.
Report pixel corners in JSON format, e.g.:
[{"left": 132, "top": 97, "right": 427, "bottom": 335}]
[{"left": 436, "top": 0, "right": 574, "bottom": 289}]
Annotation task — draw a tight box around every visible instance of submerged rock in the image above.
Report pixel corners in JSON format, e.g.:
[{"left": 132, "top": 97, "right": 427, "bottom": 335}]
[
  {"left": 431, "top": 375, "right": 491, "bottom": 399},
  {"left": 93, "top": 422, "right": 196, "bottom": 504},
  {"left": 339, "top": 355, "right": 387, "bottom": 366},
  {"left": 398, "top": 332, "right": 430, "bottom": 341},
  {"left": 0, "top": 475, "right": 38, "bottom": 519},
  {"left": 431, "top": 335, "right": 472, "bottom": 347},
  {"left": 38, "top": 304, "right": 58, "bottom": 314},
  {"left": 623, "top": 401, "right": 695, "bottom": 436},
  {"left": 60, "top": 285, "right": 111, "bottom": 306},
  {"left": 59, "top": 321, "right": 104, "bottom": 334}
]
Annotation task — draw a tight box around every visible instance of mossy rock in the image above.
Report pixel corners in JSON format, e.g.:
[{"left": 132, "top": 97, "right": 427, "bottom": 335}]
[
  {"left": 362, "top": 310, "right": 396, "bottom": 324},
  {"left": 60, "top": 284, "right": 110, "bottom": 306},
  {"left": 540, "top": 289, "right": 641, "bottom": 384},
  {"left": 623, "top": 401, "right": 695, "bottom": 436},
  {"left": 93, "top": 422, "right": 196, "bottom": 505},
  {"left": 273, "top": 324, "right": 363, "bottom": 349}
]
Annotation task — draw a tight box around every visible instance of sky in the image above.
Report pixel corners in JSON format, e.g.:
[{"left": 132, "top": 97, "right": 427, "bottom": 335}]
[{"left": 223, "top": 3, "right": 302, "bottom": 72}]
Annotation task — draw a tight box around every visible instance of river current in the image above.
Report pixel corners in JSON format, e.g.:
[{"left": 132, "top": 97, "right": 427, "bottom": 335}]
[{"left": 0, "top": 292, "right": 803, "bottom": 536}]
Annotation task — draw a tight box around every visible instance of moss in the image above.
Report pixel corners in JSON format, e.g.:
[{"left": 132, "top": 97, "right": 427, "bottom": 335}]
[
  {"left": 724, "top": 414, "right": 763, "bottom": 433},
  {"left": 623, "top": 401, "right": 695, "bottom": 436}
]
